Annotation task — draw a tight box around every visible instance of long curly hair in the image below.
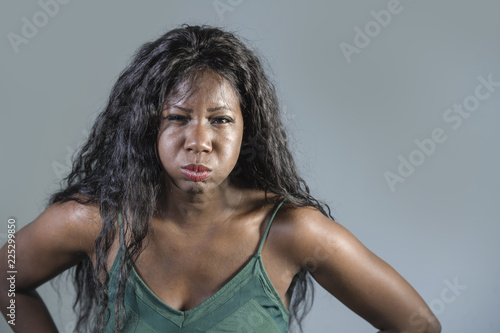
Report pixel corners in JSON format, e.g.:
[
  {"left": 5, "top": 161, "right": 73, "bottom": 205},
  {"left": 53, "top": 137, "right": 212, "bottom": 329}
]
[{"left": 49, "top": 24, "right": 334, "bottom": 333}]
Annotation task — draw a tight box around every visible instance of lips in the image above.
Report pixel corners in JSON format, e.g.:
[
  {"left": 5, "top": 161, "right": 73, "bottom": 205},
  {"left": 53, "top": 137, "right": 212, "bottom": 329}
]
[{"left": 181, "top": 164, "right": 212, "bottom": 182}]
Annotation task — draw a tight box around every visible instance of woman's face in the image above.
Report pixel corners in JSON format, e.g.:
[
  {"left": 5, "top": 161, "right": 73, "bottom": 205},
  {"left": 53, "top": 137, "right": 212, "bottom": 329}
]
[{"left": 158, "top": 71, "right": 244, "bottom": 195}]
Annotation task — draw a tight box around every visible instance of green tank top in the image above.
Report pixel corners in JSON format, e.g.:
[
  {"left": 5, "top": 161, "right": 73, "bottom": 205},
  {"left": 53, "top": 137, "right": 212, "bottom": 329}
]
[{"left": 104, "top": 197, "right": 289, "bottom": 332}]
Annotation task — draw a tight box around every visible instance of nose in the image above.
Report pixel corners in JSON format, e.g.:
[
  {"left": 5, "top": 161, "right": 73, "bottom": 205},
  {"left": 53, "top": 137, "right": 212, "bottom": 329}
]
[{"left": 184, "top": 121, "right": 212, "bottom": 154}]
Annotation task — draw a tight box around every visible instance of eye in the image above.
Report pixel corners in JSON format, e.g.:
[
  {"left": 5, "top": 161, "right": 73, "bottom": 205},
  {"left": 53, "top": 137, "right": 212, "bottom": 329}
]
[
  {"left": 164, "top": 114, "right": 189, "bottom": 122},
  {"left": 211, "top": 117, "right": 234, "bottom": 124}
]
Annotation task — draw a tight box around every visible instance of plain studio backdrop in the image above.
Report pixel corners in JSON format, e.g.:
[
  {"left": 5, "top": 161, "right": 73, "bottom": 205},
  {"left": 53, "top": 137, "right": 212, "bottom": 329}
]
[{"left": 1, "top": 1, "right": 499, "bottom": 332}]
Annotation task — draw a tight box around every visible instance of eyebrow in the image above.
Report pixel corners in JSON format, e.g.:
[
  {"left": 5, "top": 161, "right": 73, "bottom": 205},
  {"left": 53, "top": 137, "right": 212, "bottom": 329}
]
[{"left": 171, "top": 105, "right": 235, "bottom": 113}]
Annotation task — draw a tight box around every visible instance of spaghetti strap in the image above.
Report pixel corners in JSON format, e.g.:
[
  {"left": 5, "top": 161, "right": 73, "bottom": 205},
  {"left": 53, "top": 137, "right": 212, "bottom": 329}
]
[
  {"left": 257, "top": 197, "right": 288, "bottom": 255},
  {"left": 117, "top": 212, "right": 124, "bottom": 246}
]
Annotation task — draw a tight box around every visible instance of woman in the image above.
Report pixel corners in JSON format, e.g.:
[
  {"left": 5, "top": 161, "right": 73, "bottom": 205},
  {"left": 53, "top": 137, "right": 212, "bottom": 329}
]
[{"left": 0, "top": 25, "right": 440, "bottom": 332}]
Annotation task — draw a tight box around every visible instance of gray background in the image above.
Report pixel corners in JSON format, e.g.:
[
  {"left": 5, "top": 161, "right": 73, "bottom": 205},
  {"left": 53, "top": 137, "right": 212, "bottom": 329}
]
[{"left": 1, "top": 0, "right": 499, "bottom": 332}]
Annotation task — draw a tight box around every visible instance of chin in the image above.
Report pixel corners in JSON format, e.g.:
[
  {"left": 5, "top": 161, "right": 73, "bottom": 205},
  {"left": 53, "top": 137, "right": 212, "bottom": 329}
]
[
  {"left": 183, "top": 181, "right": 209, "bottom": 194},
  {"left": 186, "top": 187, "right": 205, "bottom": 195}
]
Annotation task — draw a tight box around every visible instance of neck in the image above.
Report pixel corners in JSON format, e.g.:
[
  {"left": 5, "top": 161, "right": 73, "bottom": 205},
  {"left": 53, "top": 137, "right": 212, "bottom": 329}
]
[{"left": 156, "top": 177, "right": 246, "bottom": 229}]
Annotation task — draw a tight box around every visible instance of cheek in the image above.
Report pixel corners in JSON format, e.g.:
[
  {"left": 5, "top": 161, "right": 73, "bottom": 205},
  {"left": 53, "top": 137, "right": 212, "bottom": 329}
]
[
  {"left": 157, "top": 130, "right": 179, "bottom": 162},
  {"left": 226, "top": 127, "right": 244, "bottom": 157}
]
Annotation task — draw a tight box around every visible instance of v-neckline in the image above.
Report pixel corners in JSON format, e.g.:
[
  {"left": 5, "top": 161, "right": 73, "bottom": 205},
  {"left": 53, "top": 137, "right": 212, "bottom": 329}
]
[
  {"left": 127, "top": 253, "right": 261, "bottom": 316},
  {"left": 113, "top": 196, "right": 288, "bottom": 318}
]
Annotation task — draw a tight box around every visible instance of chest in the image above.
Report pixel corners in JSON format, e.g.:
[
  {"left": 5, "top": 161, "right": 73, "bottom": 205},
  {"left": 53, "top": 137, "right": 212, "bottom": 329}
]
[
  {"left": 126, "top": 223, "right": 293, "bottom": 312},
  {"left": 131, "top": 227, "right": 240, "bottom": 306}
]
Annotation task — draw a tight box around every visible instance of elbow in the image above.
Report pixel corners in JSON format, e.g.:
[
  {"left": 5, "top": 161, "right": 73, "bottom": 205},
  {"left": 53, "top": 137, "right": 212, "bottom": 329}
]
[
  {"left": 403, "top": 304, "right": 442, "bottom": 333},
  {"left": 404, "top": 316, "right": 442, "bottom": 333},
  {"left": 378, "top": 315, "right": 441, "bottom": 333},
  {"left": 415, "top": 311, "right": 441, "bottom": 333},
  {"left": 427, "top": 319, "right": 442, "bottom": 333}
]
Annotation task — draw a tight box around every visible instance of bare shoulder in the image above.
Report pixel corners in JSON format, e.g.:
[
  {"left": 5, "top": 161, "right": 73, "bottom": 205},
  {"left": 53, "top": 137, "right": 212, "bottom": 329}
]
[
  {"left": 272, "top": 203, "right": 353, "bottom": 263},
  {"left": 0, "top": 199, "right": 103, "bottom": 292},
  {"left": 242, "top": 190, "right": 358, "bottom": 269},
  {"left": 37, "top": 199, "right": 102, "bottom": 255}
]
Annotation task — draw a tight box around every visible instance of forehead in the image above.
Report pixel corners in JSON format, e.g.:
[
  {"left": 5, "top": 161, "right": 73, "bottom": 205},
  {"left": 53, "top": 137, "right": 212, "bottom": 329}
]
[{"left": 164, "top": 70, "right": 241, "bottom": 109}]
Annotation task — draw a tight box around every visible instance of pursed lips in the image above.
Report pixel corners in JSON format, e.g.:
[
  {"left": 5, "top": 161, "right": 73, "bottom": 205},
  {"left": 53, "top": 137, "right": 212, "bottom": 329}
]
[{"left": 181, "top": 164, "right": 212, "bottom": 182}]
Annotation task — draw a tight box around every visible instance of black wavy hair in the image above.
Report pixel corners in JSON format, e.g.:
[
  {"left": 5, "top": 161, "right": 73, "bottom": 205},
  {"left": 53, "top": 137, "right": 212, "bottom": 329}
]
[{"left": 49, "top": 24, "right": 334, "bottom": 333}]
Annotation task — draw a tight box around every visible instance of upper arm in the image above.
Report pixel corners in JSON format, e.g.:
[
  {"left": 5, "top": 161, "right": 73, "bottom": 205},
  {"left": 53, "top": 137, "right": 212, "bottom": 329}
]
[
  {"left": 281, "top": 206, "right": 441, "bottom": 333},
  {"left": 0, "top": 201, "right": 101, "bottom": 293}
]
